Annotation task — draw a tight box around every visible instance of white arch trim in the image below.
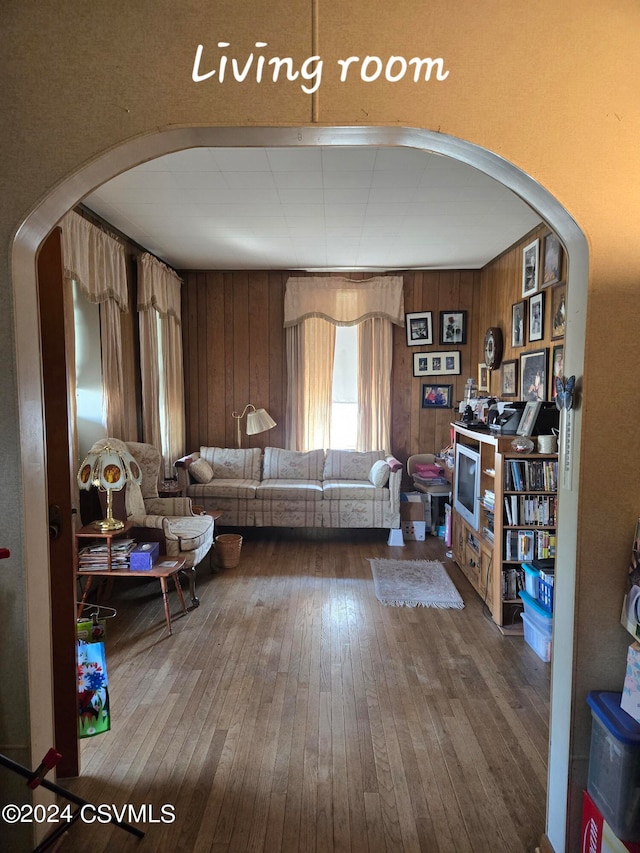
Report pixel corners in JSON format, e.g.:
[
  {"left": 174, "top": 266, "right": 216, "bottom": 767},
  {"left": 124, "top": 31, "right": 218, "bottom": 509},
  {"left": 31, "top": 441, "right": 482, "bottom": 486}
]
[{"left": 12, "top": 125, "right": 587, "bottom": 853}]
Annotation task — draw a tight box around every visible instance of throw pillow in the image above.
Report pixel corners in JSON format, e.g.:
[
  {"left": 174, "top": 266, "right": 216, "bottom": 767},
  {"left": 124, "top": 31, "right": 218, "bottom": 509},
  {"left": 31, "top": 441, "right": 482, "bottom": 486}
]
[
  {"left": 369, "top": 459, "right": 390, "bottom": 488},
  {"left": 189, "top": 457, "right": 214, "bottom": 484}
]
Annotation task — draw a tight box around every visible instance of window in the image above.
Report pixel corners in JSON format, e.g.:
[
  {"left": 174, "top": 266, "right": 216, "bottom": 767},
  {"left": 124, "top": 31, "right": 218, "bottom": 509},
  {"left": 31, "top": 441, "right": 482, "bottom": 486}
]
[{"left": 330, "top": 325, "right": 358, "bottom": 449}]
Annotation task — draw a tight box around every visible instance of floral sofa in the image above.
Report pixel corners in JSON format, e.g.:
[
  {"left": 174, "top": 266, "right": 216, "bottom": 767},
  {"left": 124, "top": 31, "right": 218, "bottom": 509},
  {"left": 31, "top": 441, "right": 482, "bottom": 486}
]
[{"left": 174, "top": 446, "right": 402, "bottom": 529}]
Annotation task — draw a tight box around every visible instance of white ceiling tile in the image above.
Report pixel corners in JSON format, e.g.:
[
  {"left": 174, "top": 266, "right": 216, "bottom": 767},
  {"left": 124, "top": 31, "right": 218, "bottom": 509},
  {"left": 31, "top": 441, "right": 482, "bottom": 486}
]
[
  {"left": 322, "top": 147, "right": 378, "bottom": 171},
  {"left": 83, "top": 145, "right": 542, "bottom": 270},
  {"left": 322, "top": 171, "right": 372, "bottom": 189},
  {"left": 273, "top": 171, "right": 323, "bottom": 189},
  {"left": 323, "top": 188, "right": 370, "bottom": 205},
  {"left": 211, "top": 148, "right": 272, "bottom": 171},
  {"left": 222, "top": 171, "right": 277, "bottom": 189},
  {"left": 277, "top": 188, "right": 325, "bottom": 205},
  {"left": 266, "top": 148, "right": 323, "bottom": 171}
]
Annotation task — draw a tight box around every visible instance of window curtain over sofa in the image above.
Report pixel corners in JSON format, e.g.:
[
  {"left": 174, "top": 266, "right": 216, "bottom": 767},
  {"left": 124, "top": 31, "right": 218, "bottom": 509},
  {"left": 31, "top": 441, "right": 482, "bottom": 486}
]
[
  {"left": 284, "top": 276, "right": 404, "bottom": 452},
  {"left": 137, "top": 253, "right": 185, "bottom": 479},
  {"left": 61, "top": 210, "right": 132, "bottom": 443}
]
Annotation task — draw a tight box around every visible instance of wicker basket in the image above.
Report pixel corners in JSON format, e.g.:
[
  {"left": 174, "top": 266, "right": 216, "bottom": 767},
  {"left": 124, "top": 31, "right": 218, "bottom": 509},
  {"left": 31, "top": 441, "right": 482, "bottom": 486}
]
[{"left": 215, "top": 533, "right": 243, "bottom": 568}]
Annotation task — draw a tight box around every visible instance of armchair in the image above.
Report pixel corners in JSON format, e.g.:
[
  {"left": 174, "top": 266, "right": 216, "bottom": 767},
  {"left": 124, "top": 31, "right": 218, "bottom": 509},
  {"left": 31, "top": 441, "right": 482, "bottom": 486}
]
[{"left": 87, "top": 439, "right": 215, "bottom": 606}]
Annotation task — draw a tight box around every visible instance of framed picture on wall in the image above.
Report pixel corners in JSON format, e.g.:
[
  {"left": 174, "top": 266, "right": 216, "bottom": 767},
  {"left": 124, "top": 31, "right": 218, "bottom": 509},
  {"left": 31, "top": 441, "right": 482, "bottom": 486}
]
[
  {"left": 421, "top": 384, "right": 453, "bottom": 408},
  {"left": 511, "top": 300, "right": 526, "bottom": 347},
  {"left": 551, "top": 281, "right": 567, "bottom": 339},
  {"left": 542, "top": 232, "right": 563, "bottom": 286},
  {"left": 405, "top": 311, "right": 433, "bottom": 346},
  {"left": 477, "top": 362, "right": 489, "bottom": 393},
  {"left": 551, "top": 343, "right": 564, "bottom": 401},
  {"left": 439, "top": 310, "right": 467, "bottom": 345},
  {"left": 528, "top": 292, "right": 544, "bottom": 342},
  {"left": 412, "top": 350, "right": 461, "bottom": 377},
  {"left": 500, "top": 359, "right": 518, "bottom": 397},
  {"left": 519, "top": 348, "right": 548, "bottom": 402},
  {"left": 522, "top": 238, "right": 540, "bottom": 297}
]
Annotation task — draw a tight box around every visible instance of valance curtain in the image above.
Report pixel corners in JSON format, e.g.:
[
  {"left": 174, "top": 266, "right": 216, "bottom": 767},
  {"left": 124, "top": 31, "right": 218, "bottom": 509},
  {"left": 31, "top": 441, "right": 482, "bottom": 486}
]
[
  {"left": 284, "top": 276, "right": 404, "bottom": 452},
  {"left": 60, "top": 210, "right": 133, "bottom": 449},
  {"left": 137, "top": 253, "right": 185, "bottom": 479}
]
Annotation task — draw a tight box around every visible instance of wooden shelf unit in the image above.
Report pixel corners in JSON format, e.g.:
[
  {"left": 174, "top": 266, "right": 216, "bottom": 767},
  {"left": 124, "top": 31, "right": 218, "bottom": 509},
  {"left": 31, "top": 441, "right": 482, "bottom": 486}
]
[{"left": 450, "top": 424, "right": 558, "bottom": 633}]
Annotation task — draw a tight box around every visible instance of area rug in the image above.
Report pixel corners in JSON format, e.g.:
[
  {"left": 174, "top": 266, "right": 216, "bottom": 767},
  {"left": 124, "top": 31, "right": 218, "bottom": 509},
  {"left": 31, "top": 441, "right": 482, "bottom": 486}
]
[{"left": 368, "top": 558, "right": 464, "bottom": 609}]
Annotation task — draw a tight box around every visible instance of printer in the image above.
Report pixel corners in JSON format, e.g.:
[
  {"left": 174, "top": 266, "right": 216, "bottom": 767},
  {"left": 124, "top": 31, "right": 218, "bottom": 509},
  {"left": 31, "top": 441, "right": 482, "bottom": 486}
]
[
  {"left": 487, "top": 401, "right": 526, "bottom": 434},
  {"left": 487, "top": 400, "right": 559, "bottom": 435}
]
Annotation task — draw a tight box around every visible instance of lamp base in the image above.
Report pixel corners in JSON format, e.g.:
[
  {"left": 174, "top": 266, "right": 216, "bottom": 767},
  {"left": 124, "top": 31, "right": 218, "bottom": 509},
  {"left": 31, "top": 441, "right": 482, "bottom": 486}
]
[{"left": 92, "top": 517, "right": 125, "bottom": 532}]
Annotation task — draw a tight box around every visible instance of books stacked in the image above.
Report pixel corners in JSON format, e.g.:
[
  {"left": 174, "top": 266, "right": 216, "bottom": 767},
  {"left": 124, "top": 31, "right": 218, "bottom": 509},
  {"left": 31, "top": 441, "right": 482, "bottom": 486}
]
[{"left": 78, "top": 538, "right": 136, "bottom": 570}]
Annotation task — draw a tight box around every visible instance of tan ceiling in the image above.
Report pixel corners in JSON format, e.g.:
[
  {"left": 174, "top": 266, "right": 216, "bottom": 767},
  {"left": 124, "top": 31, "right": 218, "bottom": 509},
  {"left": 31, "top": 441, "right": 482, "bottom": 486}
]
[{"left": 83, "top": 145, "right": 542, "bottom": 271}]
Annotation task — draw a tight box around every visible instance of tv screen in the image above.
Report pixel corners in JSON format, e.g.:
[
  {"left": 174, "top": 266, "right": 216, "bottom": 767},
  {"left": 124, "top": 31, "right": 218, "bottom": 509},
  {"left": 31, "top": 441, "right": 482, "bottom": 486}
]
[{"left": 454, "top": 443, "right": 480, "bottom": 530}]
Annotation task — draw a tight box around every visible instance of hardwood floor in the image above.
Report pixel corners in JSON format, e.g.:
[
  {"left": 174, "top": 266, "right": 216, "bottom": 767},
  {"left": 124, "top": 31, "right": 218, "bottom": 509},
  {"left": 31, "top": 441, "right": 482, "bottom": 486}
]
[{"left": 58, "top": 529, "right": 549, "bottom": 852}]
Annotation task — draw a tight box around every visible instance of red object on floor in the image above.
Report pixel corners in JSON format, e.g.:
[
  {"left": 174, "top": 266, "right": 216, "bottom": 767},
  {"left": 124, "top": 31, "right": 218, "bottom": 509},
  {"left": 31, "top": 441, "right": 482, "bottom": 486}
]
[
  {"left": 581, "top": 790, "right": 640, "bottom": 853},
  {"left": 0, "top": 548, "right": 10, "bottom": 559}
]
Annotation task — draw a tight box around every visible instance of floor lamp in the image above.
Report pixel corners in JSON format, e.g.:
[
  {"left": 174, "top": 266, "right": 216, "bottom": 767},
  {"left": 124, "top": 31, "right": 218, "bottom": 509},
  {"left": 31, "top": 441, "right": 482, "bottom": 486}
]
[{"left": 232, "top": 404, "right": 277, "bottom": 448}]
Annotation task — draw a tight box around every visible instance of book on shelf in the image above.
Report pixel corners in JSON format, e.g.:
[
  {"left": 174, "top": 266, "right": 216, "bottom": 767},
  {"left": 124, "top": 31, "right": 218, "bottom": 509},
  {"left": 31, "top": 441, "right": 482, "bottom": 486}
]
[
  {"left": 504, "top": 529, "right": 556, "bottom": 561},
  {"left": 505, "top": 458, "right": 558, "bottom": 492}
]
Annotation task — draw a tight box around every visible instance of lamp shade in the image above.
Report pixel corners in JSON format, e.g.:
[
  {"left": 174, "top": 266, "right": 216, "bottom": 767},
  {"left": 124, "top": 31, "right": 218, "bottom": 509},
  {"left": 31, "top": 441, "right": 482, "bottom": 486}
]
[
  {"left": 246, "top": 407, "right": 277, "bottom": 436},
  {"left": 77, "top": 443, "right": 142, "bottom": 492}
]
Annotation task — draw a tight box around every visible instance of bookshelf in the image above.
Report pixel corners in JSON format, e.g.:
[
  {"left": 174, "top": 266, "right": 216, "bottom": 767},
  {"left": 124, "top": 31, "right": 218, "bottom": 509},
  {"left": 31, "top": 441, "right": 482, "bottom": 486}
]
[{"left": 451, "top": 424, "right": 558, "bottom": 633}]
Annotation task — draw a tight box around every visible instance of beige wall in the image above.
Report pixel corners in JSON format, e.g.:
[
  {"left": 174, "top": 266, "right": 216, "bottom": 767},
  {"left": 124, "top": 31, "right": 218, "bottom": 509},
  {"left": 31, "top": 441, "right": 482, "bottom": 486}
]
[{"left": 2, "top": 2, "right": 640, "bottom": 850}]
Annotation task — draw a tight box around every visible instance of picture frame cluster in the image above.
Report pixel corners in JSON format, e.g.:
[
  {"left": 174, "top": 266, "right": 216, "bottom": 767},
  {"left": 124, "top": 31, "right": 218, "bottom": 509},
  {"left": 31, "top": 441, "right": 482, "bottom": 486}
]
[{"left": 509, "top": 230, "right": 566, "bottom": 401}]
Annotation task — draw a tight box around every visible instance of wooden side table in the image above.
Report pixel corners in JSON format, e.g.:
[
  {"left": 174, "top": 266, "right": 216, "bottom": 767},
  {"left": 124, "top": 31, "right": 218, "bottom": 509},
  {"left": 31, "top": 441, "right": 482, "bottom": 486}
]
[{"left": 77, "top": 556, "right": 188, "bottom": 635}]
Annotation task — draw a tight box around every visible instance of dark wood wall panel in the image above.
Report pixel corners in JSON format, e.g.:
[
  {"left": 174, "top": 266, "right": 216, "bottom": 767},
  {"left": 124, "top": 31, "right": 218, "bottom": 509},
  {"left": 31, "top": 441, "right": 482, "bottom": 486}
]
[{"left": 182, "top": 269, "right": 482, "bottom": 464}]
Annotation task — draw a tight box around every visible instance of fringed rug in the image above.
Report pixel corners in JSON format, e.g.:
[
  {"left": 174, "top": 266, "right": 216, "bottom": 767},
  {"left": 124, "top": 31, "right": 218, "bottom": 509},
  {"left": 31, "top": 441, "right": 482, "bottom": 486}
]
[{"left": 368, "top": 558, "right": 464, "bottom": 609}]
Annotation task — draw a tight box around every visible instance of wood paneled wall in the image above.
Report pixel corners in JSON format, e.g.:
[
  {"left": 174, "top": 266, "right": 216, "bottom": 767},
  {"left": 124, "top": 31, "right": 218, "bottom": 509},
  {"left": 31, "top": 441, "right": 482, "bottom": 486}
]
[{"left": 180, "top": 269, "right": 482, "bottom": 464}]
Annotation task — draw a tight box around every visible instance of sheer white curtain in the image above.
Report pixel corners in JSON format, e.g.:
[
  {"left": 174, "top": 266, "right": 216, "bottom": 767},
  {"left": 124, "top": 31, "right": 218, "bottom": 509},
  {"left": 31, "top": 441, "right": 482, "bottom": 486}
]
[
  {"left": 284, "top": 276, "right": 403, "bottom": 451},
  {"left": 60, "top": 210, "right": 132, "bottom": 443},
  {"left": 137, "top": 253, "right": 185, "bottom": 479}
]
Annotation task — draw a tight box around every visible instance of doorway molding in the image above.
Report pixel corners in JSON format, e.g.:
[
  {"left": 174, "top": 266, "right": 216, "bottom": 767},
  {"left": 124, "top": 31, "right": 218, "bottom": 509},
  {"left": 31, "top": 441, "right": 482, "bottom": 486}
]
[{"left": 12, "top": 125, "right": 587, "bottom": 852}]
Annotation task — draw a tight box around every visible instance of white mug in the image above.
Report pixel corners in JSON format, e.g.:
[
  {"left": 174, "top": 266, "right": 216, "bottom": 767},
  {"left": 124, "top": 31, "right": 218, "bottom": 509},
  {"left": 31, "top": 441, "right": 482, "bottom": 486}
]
[{"left": 537, "top": 434, "right": 557, "bottom": 453}]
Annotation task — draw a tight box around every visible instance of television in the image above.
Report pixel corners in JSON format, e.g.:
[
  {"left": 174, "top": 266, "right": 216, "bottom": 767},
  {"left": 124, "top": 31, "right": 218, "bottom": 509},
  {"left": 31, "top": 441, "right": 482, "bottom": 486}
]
[{"left": 454, "top": 442, "right": 480, "bottom": 530}]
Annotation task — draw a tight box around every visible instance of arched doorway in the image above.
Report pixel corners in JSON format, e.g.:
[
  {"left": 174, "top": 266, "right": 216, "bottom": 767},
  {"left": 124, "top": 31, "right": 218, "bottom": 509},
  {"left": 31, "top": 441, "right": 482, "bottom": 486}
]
[{"left": 12, "top": 125, "right": 587, "bottom": 851}]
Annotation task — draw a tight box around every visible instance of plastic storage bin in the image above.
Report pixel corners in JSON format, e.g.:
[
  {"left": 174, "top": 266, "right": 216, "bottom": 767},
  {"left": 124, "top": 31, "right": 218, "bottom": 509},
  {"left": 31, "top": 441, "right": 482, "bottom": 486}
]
[
  {"left": 522, "top": 563, "right": 540, "bottom": 599},
  {"left": 586, "top": 691, "right": 640, "bottom": 842},
  {"left": 518, "top": 590, "right": 553, "bottom": 661},
  {"left": 521, "top": 612, "right": 552, "bottom": 662}
]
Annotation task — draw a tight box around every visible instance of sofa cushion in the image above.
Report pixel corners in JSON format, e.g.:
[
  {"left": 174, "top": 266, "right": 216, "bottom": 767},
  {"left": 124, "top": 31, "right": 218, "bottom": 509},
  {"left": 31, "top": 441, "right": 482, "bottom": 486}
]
[
  {"left": 199, "top": 446, "right": 262, "bottom": 480},
  {"left": 322, "top": 479, "right": 390, "bottom": 502},
  {"left": 323, "top": 449, "right": 385, "bottom": 481},
  {"left": 189, "top": 457, "right": 214, "bottom": 484},
  {"left": 263, "top": 447, "right": 325, "bottom": 480},
  {"left": 188, "top": 478, "right": 259, "bottom": 500},
  {"left": 256, "top": 478, "right": 323, "bottom": 501},
  {"left": 369, "top": 459, "right": 390, "bottom": 488}
]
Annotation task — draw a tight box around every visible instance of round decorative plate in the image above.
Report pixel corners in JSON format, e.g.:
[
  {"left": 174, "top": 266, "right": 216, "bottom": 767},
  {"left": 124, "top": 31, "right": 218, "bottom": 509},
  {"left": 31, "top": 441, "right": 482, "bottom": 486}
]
[{"left": 483, "top": 327, "right": 503, "bottom": 370}]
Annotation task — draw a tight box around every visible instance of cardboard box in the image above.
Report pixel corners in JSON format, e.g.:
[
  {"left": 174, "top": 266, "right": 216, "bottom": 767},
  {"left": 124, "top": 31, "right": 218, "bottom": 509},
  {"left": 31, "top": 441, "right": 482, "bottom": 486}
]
[
  {"left": 581, "top": 790, "right": 640, "bottom": 853},
  {"left": 130, "top": 541, "right": 160, "bottom": 571},
  {"left": 402, "top": 521, "right": 426, "bottom": 541},
  {"left": 400, "top": 501, "right": 424, "bottom": 522},
  {"left": 622, "top": 643, "right": 640, "bottom": 724}
]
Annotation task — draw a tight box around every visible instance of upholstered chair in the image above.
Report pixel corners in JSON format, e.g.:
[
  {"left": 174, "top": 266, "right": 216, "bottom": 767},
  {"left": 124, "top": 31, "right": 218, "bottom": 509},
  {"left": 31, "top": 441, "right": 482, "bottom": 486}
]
[{"left": 87, "top": 438, "right": 215, "bottom": 606}]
